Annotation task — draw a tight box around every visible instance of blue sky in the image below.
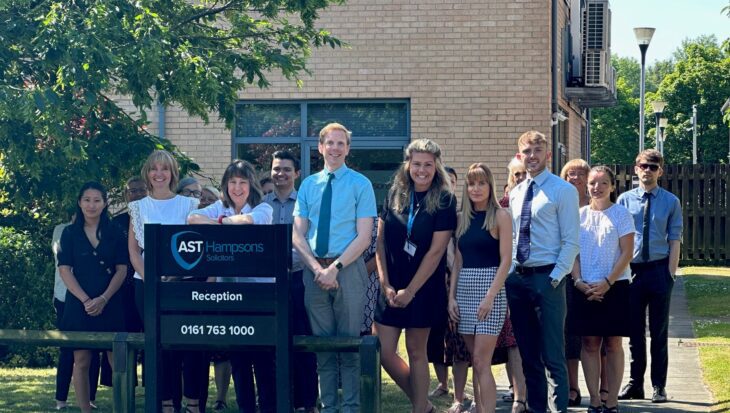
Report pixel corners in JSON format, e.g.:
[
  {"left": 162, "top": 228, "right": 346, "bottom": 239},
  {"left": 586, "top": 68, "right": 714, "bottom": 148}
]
[{"left": 610, "top": 0, "right": 730, "bottom": 64}]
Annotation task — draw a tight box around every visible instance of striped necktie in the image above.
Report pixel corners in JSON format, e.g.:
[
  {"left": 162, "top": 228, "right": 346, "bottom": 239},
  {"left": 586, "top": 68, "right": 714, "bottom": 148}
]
[{"left": 516, "top": 180, "right": 535, "bottom": 264}]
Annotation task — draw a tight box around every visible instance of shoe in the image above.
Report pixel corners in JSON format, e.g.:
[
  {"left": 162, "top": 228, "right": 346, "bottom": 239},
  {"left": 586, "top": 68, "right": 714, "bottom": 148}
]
[
  {"left": 213, "top": 400, "right": 227, "bottom": 411},
  {"left": 512, "top": 400, "right": 528, "bottom": 413},
  {"left": 447, "top": 401, "right": 470, "bottom": 413},
  {"left": 55, "top": 401, "right": 68, "bottom": 410},
  {"left": 568, "top": 387, "right": 582, "bottom": 407},
  {"left": 652, "top": 386, "right": 668, "bottom": 403},
  {"left": 89, "top": 401, "right": 98, "bottom": 410},
  {"left": 617, "top": 383, "right": 644, "bottom": 400},
  {"left": 600, "top": 388, "right": 609, "bottom": 405},
  {"left": 429, "top": 386, "right": 449, "bottom": 398},
  {"left": 586, "top": 406, "right": 603, "bottom": 413},
  {"left": 502, "top": 385, "right": 515, "bottom": 402},
  {"left": 603, "top": 406, "right": 620, "bottom": 413}
]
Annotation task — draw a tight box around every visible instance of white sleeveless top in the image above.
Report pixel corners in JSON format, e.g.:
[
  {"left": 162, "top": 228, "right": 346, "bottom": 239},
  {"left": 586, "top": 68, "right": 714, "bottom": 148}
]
[{"left": 128, "top": 195, "right": 199, "bottom": 280}]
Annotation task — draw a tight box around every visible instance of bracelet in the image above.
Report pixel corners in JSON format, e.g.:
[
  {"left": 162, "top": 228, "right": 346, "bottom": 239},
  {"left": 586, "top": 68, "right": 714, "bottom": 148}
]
[
  {"left": 604, "top": 277, "right": 614, "bottom": 287},
  {"left": 573, "top": 278, "right": 584, "bottom": 287},
  {"left": 83, "top": 298, "right": 91, "bottom": 304},
  {"left": 99, "top": 294, "right": 108, "bottom": 303},
  {"left": 218, "top": 215, "right": 225, "bottom": 224}
]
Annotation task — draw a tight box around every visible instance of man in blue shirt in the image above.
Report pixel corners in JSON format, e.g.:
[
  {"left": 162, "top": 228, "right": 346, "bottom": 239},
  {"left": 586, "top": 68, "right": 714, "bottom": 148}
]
[
  {"left": 506, "top": 130, "right": 580, "bottom": 413},
  {"left": 617, "top": 149, "right": 682, "bottom": 404},
  {"left": 293, "top": 123, "right": 377, "bottom": 413}
]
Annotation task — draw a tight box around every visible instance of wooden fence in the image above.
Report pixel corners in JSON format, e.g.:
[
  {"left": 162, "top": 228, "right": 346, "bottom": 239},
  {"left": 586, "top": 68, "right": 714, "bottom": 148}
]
[{"left": 610, "top": 164, "right": 729, "bottom": 266}]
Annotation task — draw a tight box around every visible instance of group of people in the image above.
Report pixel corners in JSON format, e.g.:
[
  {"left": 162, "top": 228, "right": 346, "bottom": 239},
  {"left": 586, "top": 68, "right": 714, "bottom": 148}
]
[{"left": 53, "top": 123, "right": 682, "bottom": 413}]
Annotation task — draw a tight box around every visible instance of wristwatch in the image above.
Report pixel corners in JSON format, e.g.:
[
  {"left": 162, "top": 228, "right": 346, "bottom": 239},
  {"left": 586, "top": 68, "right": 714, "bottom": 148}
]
[
  {"left": 333, "top": 259, "right": 343, "bottom": 270},
  {"left": 551, "top": 277, "right": 561, "bottom": 288}
]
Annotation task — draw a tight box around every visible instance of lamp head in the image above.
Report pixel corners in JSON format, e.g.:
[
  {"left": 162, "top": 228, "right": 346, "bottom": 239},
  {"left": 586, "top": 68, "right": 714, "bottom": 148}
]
[
  {"left": 651, "top": 100, "right": 667, "bottom": 114},
  {"left": 659, "top": 118, "right": 668, "bottom": 128},
  {"left": 634, "top": 27, "right": 656, "bottom": 46}
]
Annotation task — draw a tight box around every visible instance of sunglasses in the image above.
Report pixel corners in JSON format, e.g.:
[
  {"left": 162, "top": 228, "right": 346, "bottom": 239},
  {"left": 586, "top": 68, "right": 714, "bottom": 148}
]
[{"left": 638, "top": 163, "right": 660, "bottom": 172}]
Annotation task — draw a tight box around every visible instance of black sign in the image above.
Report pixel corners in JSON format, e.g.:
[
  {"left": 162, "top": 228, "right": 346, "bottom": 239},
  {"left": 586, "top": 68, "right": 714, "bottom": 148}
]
[
  {"left": 159, "top": 282, "right": 276, "bottom": 312},
  {"left": 160, "top": 314, "right": 277, "bottom": 346}
]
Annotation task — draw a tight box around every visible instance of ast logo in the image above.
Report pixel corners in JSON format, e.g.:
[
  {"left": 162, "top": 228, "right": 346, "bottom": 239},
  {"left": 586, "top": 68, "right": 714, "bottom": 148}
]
[{"left": 171, "top": 231, "right": 205, "bottom": 270}]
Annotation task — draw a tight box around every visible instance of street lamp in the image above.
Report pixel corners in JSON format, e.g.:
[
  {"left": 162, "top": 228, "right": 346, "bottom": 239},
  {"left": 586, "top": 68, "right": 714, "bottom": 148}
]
[
  {"left": 634, "top": 27, "right": 656, "bottom": 152},
  {"left": 659, "top": 117, "right": 668, "bottom": 155},
  {"left": 652, "top": 100, "right": 667, "bottom": 151}
]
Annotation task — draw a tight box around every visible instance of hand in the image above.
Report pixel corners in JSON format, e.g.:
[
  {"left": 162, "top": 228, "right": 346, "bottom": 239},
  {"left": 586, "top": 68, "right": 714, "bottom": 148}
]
[
  {"left": 585, "top": 280, "right": 609, "bottom": 302},
  {"left": 448, "top": 297, "right": 460, "bottom": 323},
  {"left": 84, "top": 297, "right": 106, "bottom": 316},
  {"left": 392, "top": 289, "right": 415, "bottom": 308},
  {"left": 477, "top": 295, "right": 494, "bottom": 321},
  {"left": 315, "top": 266, "right": 339, "bottom": 290},
  {"left": 382, "top": 285, "right": 397, "bottom": 307},
  {"left": 575, "top": 280, "right": 591, "bottom": 296}
]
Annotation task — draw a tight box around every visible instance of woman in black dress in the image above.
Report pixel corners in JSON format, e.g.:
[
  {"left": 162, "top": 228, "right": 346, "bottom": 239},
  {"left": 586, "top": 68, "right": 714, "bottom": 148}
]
[
  {"left": 58, "top": 182, "right": 127, "bottom": 413},
  {"left": 375, "top": 138, "right": 457, "bottom": 413}
]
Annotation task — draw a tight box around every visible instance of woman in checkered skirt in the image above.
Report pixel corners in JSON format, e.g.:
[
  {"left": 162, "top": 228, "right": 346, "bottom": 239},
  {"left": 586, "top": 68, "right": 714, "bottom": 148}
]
[{"left": 448, "top": 163, "right": 514, "bottom": 413}]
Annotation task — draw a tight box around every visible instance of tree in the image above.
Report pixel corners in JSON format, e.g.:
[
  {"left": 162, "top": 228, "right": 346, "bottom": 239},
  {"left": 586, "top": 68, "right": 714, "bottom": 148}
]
[
  {"left": 590, "top": 76, "right": 640, "bottom": 164},
  {"left": 0, "top": 0, "right": 344, "bottom": 230}
]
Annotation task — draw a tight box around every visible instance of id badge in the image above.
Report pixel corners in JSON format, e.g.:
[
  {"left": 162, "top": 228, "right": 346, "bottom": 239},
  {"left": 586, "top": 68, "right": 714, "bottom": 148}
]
[{"left": 403, "top": 240, "right": 417, "bottom": 257}]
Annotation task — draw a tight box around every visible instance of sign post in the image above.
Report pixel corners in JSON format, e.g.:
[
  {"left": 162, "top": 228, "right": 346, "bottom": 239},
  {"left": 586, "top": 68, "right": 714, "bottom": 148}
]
[{"left": 144, "top": 224, "right": 291, "bottom": 413}]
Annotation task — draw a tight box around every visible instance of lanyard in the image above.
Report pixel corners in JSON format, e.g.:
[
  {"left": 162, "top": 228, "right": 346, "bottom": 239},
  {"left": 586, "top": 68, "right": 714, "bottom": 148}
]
[{"left": 406, "top": 191, "right": 421, "bottom": 239}]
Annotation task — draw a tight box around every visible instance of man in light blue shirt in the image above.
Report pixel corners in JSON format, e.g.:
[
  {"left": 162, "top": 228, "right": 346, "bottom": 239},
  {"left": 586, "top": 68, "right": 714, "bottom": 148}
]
[
  {"left": 617, "top": 149, "right": 682, "bottom": 404},
  {"left": 505, "top": 130, "right": 580, "bottom": 413},
  {"left": 293, "top": 123, "right": 377, "bottom": 413}
]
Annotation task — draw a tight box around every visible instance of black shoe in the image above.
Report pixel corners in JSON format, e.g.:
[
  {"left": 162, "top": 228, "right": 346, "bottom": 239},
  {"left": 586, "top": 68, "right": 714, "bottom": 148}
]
[
  {"left": 568, "top": 387, "right": 582, "bottom": 407},
  {"left": 618, "top": 383, "right": 644, "bottom": 400},
  {"left": 652, "top": 386, "right": 668, "bottom": 403}
]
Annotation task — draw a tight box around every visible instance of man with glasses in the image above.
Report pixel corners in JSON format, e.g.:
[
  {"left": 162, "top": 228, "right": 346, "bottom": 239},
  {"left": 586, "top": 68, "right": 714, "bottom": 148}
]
[{"left": 617, "top": 149, "right": 682, "bottom": 403}]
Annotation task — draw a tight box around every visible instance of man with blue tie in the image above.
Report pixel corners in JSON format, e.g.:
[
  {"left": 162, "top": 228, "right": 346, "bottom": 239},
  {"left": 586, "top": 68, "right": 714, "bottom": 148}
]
[
  {"left": 505, "top": 130, "right": 580, "bottom": 413},
  {"left": 293, "top": 123, "right": 377, "bottom": 413},
  {"left": 617, "top": 149, "right": 682, "bottom": 403}
]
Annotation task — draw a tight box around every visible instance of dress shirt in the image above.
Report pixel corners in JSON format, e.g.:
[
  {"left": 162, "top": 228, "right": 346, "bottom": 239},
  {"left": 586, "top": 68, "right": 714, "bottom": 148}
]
[
  {"left": 509, "top": 169, "right": 580, "bottom": 282},
  {"left": 189, "top": 199, "right": 273, "bottom": 225},
  {"left": 263, "top": 190, "right": 303, "bottom": 271},
  {"left": 293, "top": 164, "right": 377, "bottom": 258},
  {"left": 617, "top": 186, "right": 683, "bottom": 263}
]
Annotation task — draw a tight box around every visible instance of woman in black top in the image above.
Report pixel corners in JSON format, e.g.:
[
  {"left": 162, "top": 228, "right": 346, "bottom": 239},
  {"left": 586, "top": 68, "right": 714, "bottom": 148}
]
[
  {"left": 58, "top": 182, "right": 127, "bottom": 413},
  {"left": 375, "top": 139, "right": 456, "bottom": 413}
]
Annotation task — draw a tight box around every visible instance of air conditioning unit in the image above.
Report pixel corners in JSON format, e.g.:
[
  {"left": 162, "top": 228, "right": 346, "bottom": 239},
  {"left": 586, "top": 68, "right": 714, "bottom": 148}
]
[{"left": 582, "top": 0, "right": 611, "bottom": 87}]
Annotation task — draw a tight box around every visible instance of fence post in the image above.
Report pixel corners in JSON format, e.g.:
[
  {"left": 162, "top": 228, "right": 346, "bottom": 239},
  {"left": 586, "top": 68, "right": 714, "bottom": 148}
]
[
  {"left": 112, "top": 332, "right": 136, "bottom": 412},
  {"left": 359, "top": 335, "right": 381, "bottom": 413}
]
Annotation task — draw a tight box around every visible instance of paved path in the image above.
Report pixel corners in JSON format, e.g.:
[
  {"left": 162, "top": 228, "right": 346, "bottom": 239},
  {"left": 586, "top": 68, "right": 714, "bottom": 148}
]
[{"left": 485, "top": 275, "right": 716, "bottom": 412}]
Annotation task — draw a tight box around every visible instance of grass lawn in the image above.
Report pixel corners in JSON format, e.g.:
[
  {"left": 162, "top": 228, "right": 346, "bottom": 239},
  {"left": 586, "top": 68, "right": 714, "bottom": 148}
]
[{"left": 681, "top": 267, "right": 730, "bottom": 413}]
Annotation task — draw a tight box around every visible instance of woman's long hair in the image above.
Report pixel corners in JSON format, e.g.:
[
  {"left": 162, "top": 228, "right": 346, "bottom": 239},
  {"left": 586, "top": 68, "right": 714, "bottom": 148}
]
[
  {"left": 387, "top": 139, "right": 450, "bottom": 215},
  {"left": 73, "top": 181, "right": 111, "bottom": 240},
  {"left": 456, "top": 163, "right": 500, "bottom": 238},
  {"left": 221, "top": 159, "right": 263, "bottom": 209}
]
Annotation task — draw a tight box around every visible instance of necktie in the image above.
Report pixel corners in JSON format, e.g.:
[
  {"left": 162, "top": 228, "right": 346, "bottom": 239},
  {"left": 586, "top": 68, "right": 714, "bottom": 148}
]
[
  {"left": 516, "top": 180, "right": 534, "bottom": 264},
  {"left": 315, "top": 173, "right": 335, "bottom": 257},
  {"left": 641, "top": 192, "right": 652, "bottom": 262}
]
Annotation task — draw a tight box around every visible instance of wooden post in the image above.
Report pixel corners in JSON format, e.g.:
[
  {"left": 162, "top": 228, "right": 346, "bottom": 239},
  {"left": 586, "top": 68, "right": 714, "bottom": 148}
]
[{"left": 359, "top": 335, "right": 381, "bottom": 413}]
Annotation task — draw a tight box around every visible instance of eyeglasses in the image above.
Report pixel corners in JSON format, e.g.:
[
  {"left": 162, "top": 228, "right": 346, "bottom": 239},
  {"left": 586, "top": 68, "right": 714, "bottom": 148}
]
[
  {"left": 513, "top": 172, "right": 525, "bottom": 177},
  {"left": 567, "top": 171, "right": 587, "bottom": 178},
  {"left": 638, "top": 163, "right": 660, "bottom": 172},
  {"left": 180, "top": 189, "right": 202, "bottom": 198}
]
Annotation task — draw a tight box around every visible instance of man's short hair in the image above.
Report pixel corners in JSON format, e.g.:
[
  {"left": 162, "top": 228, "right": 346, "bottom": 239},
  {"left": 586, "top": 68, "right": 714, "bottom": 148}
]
[
  {"left": 126, "top": 176, "right": 144, "bottom": 187},
  {"left": 272, "top": 150, "right": 301, "bottom": 171},
  {"left": 517, "top": 130, "right": 548, "bottom": 148},
  {"left": 319, "top": 122, "right": 352, "bottom": 145},
  {"left": 636, "top": 149, "right": 664, "bottom": 168}
]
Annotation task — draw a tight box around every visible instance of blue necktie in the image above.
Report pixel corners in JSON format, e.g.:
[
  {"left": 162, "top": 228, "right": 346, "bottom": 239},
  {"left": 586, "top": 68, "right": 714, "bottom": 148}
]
[
  {"left": 642, "top": 192, "right": 652, "bottom": 262},
  {"left": 516, "top": 180, "right": 534, "bottom": 264},
  {"left": 315, "top": 173, "right": 335, "bottom": 257}
]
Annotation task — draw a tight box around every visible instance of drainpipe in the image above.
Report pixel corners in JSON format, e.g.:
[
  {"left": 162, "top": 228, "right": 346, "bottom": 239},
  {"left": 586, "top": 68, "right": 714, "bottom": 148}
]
[
  {"left": 551, "top": 0, "right": 560, "bottom": 172},
  {"left": 157, "top": 99, "right": 166, "bottom": 139},
  {"left": 586, "top": 108, "right": 591, "bottom": 164}
]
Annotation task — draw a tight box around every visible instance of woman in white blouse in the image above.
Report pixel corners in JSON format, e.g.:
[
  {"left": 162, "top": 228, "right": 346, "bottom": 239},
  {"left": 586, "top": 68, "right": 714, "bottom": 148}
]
[
  {"left": 127, "top": 150, "right": 202, "bottom": 413},
  {"left": 188, "top": 159, "right": 274, "bottom": 413}
]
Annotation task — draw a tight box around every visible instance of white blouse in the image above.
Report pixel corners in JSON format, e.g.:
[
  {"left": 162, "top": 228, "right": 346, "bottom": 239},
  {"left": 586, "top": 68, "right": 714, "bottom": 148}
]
[
  {"left": 578, "top": 204, "right": 635, "bottom": 283},
  {"left": 189, "top": 200, "right": 273, "bottom": 225}
]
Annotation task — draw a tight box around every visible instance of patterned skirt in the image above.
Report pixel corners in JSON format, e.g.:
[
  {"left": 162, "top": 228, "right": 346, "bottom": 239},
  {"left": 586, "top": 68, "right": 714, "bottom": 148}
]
[{"left": 456, "top": 267, "right": 507, "bottom": 336}]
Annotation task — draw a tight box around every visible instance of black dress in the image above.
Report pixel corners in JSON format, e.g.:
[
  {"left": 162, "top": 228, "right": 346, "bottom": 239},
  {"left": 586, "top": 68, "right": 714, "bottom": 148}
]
[
  {"left": 57, "top": 223, "right": 127, "bottom": 332},
  {"left": 375, "top": 190, "right": 457, "bottom": 328}
]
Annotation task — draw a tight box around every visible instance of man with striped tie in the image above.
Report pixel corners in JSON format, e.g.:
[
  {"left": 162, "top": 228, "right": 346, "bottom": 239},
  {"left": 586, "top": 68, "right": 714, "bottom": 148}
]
[
  {"left": 505, "top": 130, "right": 580, "bottom": 413},
  {"left": 293, "top": 123, "right": 377, "bottom": 413}
]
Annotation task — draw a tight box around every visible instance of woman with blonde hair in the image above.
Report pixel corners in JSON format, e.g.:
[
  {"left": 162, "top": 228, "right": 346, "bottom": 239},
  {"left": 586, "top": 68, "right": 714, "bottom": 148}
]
[
  {"left": 375, "top": 138, "right": 457, "bottom": 413},
  {"left": 499, "top": 157, "right": 526, "bottom": 208},
  {"left": 448, "top": 163, "right": 513, "bottom": 413}
]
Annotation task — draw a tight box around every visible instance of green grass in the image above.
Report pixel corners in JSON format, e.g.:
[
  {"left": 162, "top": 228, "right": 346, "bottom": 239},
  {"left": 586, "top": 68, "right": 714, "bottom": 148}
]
[{"left": 682, "top": 267, "right": 730, "bottom": 413}]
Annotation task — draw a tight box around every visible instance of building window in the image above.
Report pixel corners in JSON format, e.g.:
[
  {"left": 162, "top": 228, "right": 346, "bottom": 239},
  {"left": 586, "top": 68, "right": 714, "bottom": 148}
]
[{"left": 234, "top": 99, "right": 410, "bottom": 204}]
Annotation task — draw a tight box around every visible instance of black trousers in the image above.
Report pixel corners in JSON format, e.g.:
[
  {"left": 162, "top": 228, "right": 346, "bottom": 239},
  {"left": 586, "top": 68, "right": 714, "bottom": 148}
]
[
  {"left": 230, "top": 350, "right": 276, "bottom": 413},
  {"left": 627, "top": 258, "right": 674, "bottom": 388}
]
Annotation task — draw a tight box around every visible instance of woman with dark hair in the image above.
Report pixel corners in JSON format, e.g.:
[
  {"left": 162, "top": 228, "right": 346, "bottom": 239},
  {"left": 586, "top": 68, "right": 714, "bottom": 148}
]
[
  {"left": 58, "top": 182, "right": 128, "bottom": 413},
  {"left": 375, "top": 138, "right": 456, "bottom": 413},
  {"left": 188, "top": 159, "right": 273, "bottom": 413}
]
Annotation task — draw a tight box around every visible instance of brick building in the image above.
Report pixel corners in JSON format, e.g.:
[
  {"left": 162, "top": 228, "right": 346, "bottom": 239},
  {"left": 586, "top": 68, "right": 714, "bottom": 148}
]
[{"left": 134, "top": 0, "right": 615, "bottom": 196}]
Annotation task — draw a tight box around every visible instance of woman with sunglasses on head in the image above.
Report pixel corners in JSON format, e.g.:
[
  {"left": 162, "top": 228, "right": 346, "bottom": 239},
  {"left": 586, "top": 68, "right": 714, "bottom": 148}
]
[
  {"left": 569, "top": 166, "right": 634, "bottom": 413},
  {"left": 58, "top": 182, "right": 128, "bottom": 413}
]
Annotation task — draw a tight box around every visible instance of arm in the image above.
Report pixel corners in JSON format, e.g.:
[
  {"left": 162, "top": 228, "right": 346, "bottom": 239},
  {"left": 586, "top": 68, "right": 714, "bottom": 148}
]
[
  {"left": 667, "top": 196, "right": 683, "bottom": 276},
  {"left": 316, "top": 217, "right": 374, "bottom": 290},
  {"left": 586, "top": 232, "right": 634, "bottom": 299},
  {"left": 668, "top": 240, "right": 680, "bottom": 276},
  {"left": 86, "top": 264, "right": 127, "bottom": 316},
  {"left": 476, "top": 209, "right": 512, "bottom": 321},
  {"left": 448, "top": 238, "right": 463, "bottom": 322},
  {"left": 393, "top": 229, "right": 452, "bottom": 307},
  {"left": 59, "top": 265, "right": 91, "bottom": 304},
  {"left": 128, "top": 219, "right": 144, "bottom": 280},
  {"left": 571, "top": 255, "right": 591, "bottom": 296},
  {"left": 375, "top": 217, "right": 396, "bottom": 306},
  {"left": 550, "top": 185, "right": 581, "bottom": 283},
  {"left": 293, "top": 216, "right": 323, "bottom": 274}
]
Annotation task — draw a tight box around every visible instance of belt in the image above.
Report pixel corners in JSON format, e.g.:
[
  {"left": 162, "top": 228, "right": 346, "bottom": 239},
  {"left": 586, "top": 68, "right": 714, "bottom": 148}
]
[
  {"left": 630, "top": 257, "right": 668, "bottom": 271},
  {"left": 316, "top": 257, "right": 339, "bottom": 267},
  {"left": 514, "top": 264, "right": 555, "bottom": 276}
]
